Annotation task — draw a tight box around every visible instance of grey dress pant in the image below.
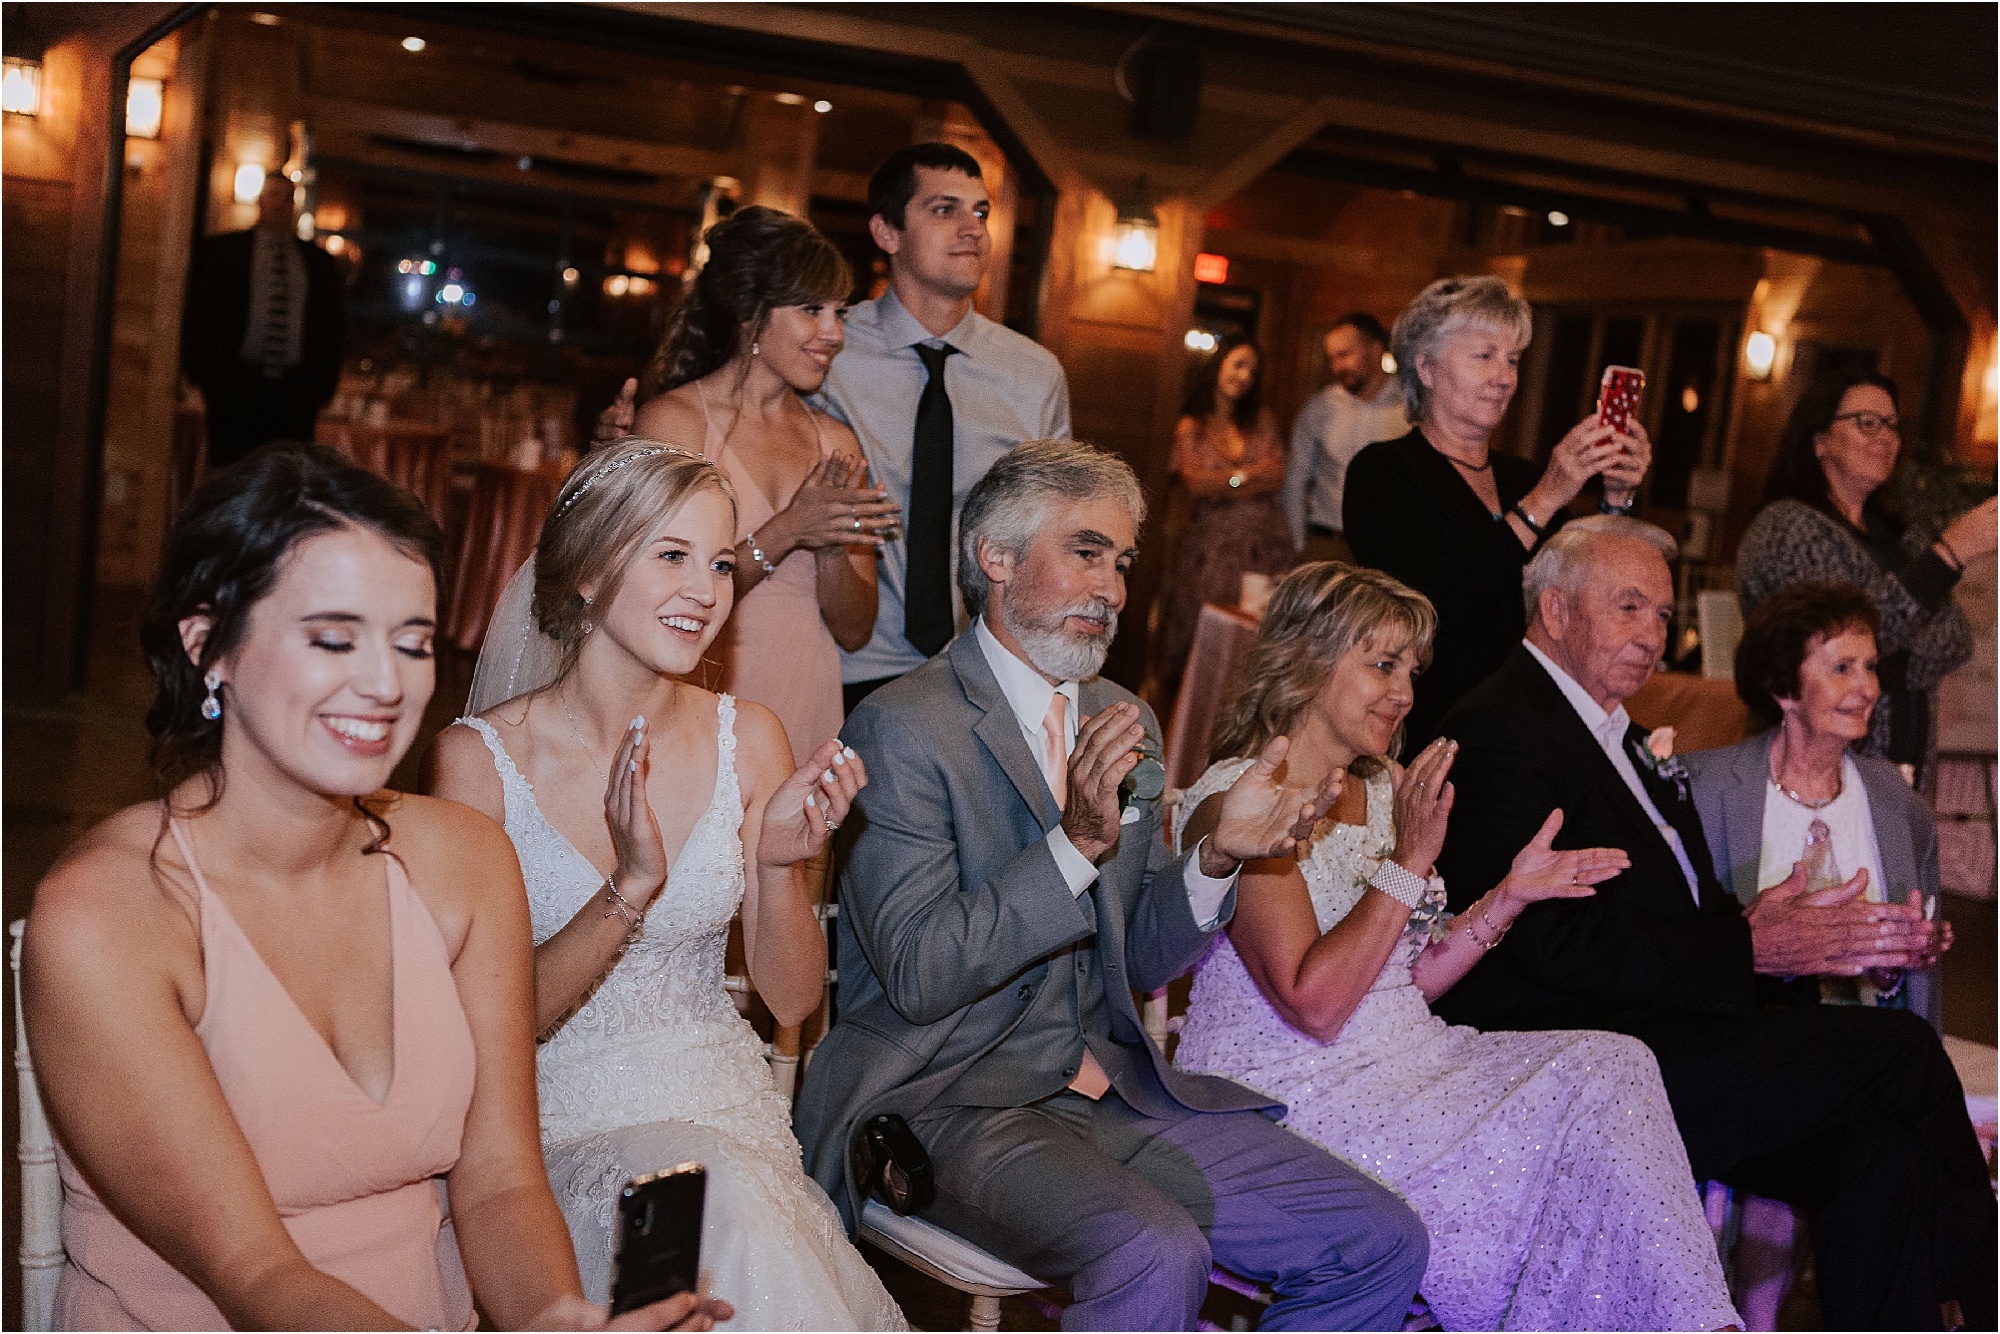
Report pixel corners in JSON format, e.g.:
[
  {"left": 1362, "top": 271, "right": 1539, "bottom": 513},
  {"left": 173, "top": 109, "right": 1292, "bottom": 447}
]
[{"left": 914, "top": 1090, "right": 1427, "bottom": 1331}]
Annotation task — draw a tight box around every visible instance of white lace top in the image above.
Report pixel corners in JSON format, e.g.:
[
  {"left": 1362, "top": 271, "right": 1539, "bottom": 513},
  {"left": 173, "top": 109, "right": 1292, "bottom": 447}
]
[{"left": 459, "top": 698, "right": 776, "bottom": 1145}]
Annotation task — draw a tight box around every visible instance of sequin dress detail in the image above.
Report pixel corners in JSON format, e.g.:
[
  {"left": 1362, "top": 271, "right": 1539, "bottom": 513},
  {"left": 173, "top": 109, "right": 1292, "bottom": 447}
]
[
  {"left": 1172, "top": 760, "right": 1737, "bottom": 1332},
  {"left": 459, "top": 702, "right": 905, "bottom": 1330}
]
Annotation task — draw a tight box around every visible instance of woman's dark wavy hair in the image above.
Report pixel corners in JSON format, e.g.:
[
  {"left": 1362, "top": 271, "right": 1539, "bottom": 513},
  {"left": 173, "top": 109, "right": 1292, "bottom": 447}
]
[
  {"left": 139, "top": 444, "right": 444, "bottom": 844},
  {"left": 1182, "top": 331, "right": 1264, "bottom": 430},
  {"left": 639, "top": 205, "right": 853, "bottom": 399},
  {"left": 1762, "top": 370, "right": 1901, "bottom": 526},
  {"left": 1733, "top": 579, "right": 1881, "bottom": 729}
]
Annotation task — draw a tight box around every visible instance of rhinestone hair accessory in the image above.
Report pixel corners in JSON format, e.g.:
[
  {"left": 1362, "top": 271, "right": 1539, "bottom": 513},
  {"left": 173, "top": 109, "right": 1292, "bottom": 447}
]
[{"left": 556, "top": 444, "right": 706, "bottom": 517}]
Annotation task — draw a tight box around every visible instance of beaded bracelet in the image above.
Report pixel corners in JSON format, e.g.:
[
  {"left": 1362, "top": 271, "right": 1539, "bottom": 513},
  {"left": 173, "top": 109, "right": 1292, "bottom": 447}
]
[
  {"left": 745, "top": 532, "right": 778, "bottom": 577},
  {"left": 1369, "top": 859, "right": 1428, "bottom": 910},
  {"left": 600, "top": 878, "right": 645, "bottom": 938}
]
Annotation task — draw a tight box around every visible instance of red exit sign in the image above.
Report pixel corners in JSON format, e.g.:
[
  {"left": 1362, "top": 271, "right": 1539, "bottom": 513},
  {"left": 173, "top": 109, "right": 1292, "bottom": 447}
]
[{"left": 1193, "top": 252, "right": 1230, "bottom": 284}]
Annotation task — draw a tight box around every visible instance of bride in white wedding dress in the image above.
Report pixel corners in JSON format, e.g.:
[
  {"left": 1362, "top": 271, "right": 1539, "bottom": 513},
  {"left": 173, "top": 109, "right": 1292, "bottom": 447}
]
[
  {"left": 1171, "top": 563, "right": 1736, "bottom": 1332},
  {"left": 429, "top": 441, "right": 906, "bottom": 1330}
]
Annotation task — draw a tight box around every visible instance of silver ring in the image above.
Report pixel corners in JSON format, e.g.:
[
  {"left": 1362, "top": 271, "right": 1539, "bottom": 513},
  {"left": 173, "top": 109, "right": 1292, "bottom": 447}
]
[
  {"left": 853, "top": 516, "right": 862, "bottom": 531},
  {"left": 823, "top": 817, "right": 839, "bottom": 833}
]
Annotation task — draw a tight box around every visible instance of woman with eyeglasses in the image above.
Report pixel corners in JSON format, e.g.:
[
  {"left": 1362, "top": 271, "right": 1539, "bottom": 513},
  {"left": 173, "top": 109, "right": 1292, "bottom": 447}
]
[{"left": 1737, "top": 371, "right": 1993, "bottom": 781}]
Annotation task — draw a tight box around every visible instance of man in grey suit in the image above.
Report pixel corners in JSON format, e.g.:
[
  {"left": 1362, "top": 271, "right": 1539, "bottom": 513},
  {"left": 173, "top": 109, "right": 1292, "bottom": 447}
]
[{"left": 794, "top": 440, "right": 1428, "bottom": 1330}]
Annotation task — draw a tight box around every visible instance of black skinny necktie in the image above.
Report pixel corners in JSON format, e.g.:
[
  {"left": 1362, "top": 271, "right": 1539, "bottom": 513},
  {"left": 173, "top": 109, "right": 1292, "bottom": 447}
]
[{"left": 905, "top": 343, "right": 959, "bottom": 657}]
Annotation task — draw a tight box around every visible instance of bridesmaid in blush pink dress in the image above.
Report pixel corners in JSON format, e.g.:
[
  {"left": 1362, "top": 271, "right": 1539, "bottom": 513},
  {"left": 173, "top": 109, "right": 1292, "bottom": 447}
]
[
  {"left": 23, "top": 444, "right": 728, "bottom": 1333},
  {"left": 632, "top": 206, "right": 896, "bottom": 766}
]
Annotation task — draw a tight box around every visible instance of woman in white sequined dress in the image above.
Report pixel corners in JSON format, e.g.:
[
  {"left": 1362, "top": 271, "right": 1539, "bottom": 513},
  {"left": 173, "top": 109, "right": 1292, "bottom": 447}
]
[
  {"left": 430, "top": 442, "right": 906, "bottom": 1329},
  {"left": 1172, "top": 563, "right": 1737, "bottom": 1331}
]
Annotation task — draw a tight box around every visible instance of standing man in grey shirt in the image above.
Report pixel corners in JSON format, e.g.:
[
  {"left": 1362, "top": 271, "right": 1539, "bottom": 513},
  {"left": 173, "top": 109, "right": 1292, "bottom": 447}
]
[
  {"left": 819, "top": 143, "right": 1072, "bottom": 712},
  {"left": 1281, "top": 314, "right": 1406, "bottom": 565}
]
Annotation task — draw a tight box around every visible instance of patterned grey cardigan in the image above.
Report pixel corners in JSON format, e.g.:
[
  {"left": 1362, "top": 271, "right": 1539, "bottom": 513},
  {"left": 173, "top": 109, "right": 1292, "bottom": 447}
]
[{"left": 1736, "top": 498, "right": 1972, "bottom": 761}]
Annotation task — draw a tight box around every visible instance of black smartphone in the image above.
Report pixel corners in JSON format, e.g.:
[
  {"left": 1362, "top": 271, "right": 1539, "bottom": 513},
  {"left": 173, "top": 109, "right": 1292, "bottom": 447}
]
[{"left": 608, "top": 1163, "right": 705, "bottom": 1316}]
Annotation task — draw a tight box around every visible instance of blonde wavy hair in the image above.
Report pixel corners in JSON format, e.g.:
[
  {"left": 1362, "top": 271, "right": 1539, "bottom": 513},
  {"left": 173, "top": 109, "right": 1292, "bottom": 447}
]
[
  {"left": 1209, "top": 562, "right": 1437, "bottom": 777},
  {"left": 532, "top": 438, "right": 736, "bottom": 680}
]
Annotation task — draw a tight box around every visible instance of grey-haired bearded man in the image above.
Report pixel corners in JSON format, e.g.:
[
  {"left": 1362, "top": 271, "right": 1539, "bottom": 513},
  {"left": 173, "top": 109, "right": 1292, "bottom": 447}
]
[{"left": 794, "top": 439, "right": 1428, "bottom": 1331}]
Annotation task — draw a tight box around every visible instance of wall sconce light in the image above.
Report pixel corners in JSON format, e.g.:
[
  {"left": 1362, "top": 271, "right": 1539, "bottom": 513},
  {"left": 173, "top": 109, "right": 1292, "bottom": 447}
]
[
  {"left": 1112, "top": 177, "right": 1158, "bottom": 273},
  {"left": 1184, "top": 329, "right": 1217, "bottom": 353},
  {"left": 125, "top": 76, "right": 164, "bottom": 139},
  {"left": 233, "top": 161, "right": 267, "bottom": 204},
  {"left": 1193, "top": 252, "right": 1229, "bottom": 284},
  {"left": 2, "top": 57, "right": 42, "bottom": 117},
  {"left": 1743, "top": 330, "right": 1777, "bottom": 381}
]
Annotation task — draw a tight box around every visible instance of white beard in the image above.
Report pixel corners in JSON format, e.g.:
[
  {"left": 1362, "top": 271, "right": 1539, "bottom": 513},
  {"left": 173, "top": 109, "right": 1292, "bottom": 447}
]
[{"left": 1000, "top": 597, "right": 1117, "bottom": 682}]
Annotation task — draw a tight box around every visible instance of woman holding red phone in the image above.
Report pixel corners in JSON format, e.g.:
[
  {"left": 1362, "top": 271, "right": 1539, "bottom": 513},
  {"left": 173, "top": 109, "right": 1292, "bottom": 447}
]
[{"left": 1344, "top": 275, "right": 1652, "bottom": 754}]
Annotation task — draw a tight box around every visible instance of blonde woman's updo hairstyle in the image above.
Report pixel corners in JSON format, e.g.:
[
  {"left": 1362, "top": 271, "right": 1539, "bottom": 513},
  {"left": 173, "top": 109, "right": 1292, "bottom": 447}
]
[
  {"left": 1391, "top": 275, "right": 1534, "bottom": 422},
  {"left": 533, "top": 438, "right": 736, "bottom": 673},
  {"left": 1210, "top": 562, "right": 1437, "bottom": 777},
  {"left": 641, "top": 205, "right": 853, "bottom": 398}
]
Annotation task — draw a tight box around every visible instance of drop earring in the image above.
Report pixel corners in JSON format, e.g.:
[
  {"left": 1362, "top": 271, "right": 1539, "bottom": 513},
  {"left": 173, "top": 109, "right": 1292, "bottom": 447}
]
[
  {"left": 750, "top": 339, "right": 761, "bottom": 358},
  {"left": 580, "top": 594, "right": 594, "bottom": 637},
  {"left": 199, "top": 670, "right": 223, "bottom": 721}
]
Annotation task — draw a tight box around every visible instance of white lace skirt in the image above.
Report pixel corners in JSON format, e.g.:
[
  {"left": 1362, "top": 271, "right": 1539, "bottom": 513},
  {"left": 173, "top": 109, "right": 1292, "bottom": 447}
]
[{"left": 542, "top": 1081, "right": 906, "bottom": 1331}]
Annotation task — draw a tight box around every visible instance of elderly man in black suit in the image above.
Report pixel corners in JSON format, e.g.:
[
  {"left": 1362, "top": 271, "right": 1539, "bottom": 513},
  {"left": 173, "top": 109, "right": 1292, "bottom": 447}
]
[
  {"left": 1433, "top": 514, "right": 1993, "bottom": 1331},
  {"left": 180, "top": 173, "right": 344, "bottom": 469}
]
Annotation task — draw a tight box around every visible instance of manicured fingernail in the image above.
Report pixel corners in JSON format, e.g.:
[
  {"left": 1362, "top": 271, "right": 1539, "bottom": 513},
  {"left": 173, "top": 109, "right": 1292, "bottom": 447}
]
[
  {"left": 630, "top": 759, "right": 639, "bottom": 771},
  {"left": 632, "top": 716, "right": 646, "bottom": 730},
  {"left": 834, "top": 750, "right": 847, "bottom": 765},
  {"left": 842, "top": 745, "right": 856, "bottom": 759},
  {"left": 806, "top": 794, "right": 816, "bottom": 809},
  {"left": 823, "top": 769, "right": 836, "bottom": 783}
]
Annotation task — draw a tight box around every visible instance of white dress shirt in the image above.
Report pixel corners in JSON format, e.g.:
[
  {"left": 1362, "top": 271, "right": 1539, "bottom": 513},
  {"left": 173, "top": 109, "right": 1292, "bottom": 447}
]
[
  {"left": 974, "top": 618, "right": 1234, "bottom": 926},
  {"left": 820, "top": 287, "right": 1071, "bottom": 684},
  {"left": 1522, "top": 640, "right": 1701, "bottom": 902}
]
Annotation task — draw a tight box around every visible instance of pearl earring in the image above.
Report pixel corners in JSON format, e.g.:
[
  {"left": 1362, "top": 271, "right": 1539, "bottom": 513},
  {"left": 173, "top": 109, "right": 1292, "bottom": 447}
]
[
  {"left": 751, "top": 339, "right": 761, "bottom": 358},
  {"left": 199, "top": 670, "right": 223, "bottom": 721}
]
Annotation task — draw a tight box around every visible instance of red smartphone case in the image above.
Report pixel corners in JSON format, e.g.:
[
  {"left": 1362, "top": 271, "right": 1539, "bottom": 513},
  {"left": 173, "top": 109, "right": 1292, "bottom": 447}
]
[{"left": 1597, "top": 366, "right": 1645, "bottom": 436}]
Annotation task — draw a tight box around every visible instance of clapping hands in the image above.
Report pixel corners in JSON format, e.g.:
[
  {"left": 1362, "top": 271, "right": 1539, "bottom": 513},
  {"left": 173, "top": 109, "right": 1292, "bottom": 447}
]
[
  {"left": 1497, "top": 809, "right": 1626, "bottom": 908},
  {"left": 1204, "top": 736, "right": 1343, "bottom": 878},
  {"left": 1747, "top": 863, "right": 1940, "bottom": 977},
  {"left": 758, "top": 738, "right": 867, "bottom": 868},
  {"left": 766, "top": 454, "right": 901, "bottom": 555}
]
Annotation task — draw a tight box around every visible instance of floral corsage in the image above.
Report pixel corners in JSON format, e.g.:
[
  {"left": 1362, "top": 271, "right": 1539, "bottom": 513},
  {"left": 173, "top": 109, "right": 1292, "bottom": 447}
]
[{"left": 1631, "top": 725, "right": 1690, "bottom": 804}]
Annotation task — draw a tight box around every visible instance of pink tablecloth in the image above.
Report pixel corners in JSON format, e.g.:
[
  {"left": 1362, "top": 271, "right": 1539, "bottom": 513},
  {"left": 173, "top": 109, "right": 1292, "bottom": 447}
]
[
  {"left": 316, "top": 418, "right": 454, "bottom": 526},
  {"left": 444, "top": 461, "right": 564, "bottom": 654},
  {"left": 1164, "top": 603, "right": 1260, "bottom": 792}
]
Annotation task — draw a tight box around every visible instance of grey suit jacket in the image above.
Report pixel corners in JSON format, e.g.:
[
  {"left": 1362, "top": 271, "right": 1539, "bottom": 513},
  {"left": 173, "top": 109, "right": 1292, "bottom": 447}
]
[
  {"left": 1687, "top": 728, "right": 1942, "bottom": 1030},
  {"left": 792, "top": 631, "right": 1280, "bottom": 1233}
]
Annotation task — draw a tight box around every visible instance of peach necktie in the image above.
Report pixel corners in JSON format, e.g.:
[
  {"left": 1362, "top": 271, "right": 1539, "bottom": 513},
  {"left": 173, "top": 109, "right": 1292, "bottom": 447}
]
[
  {"left": 1042, "top": 690, "right": 1112, "bottom": 1099},
  {"left": 1041, "top": 693, "right": 1069, "bottom": 810}
]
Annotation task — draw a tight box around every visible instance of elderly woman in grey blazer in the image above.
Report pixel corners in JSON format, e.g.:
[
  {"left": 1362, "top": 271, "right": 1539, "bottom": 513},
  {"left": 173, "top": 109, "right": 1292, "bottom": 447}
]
[{"left": 1688, "top": 579, "right": 1952, "bottom": 1031}]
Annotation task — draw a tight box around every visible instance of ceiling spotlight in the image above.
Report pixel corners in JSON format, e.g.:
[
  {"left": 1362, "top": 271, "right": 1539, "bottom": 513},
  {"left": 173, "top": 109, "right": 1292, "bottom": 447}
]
[
  {"left": 774, "top": 92, "right": 805, "bottom": 106},
  {"left": 813, "top": 99, "right": 833, "bottom": 114},
  {"left": 401, "top": 36, "right": 426, "bottom": 53},
  {"left": 1546, "top": 210, "right": 1570, "bottom": 227},
  {"left": 248, "top": 11, "right": 282, "bottom": 24}
]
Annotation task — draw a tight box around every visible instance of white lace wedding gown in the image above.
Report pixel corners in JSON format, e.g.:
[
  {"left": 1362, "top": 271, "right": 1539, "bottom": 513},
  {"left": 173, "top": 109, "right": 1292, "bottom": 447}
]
[
  {"left": 1173, "top": 759, "right": 1736, "bottom": 1332},
  {"left": 460, "top": 699, "right": 905, "bottom": 1330}
]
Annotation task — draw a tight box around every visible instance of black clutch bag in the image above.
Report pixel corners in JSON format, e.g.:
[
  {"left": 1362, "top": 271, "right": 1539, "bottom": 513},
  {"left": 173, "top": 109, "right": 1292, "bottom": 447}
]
[{"left": 853, "top": 1113, "right": 936, "bottom": 1215}]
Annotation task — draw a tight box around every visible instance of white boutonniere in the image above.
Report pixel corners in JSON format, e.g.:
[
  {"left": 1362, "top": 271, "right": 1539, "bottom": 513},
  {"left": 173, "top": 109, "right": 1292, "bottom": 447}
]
[{"left": 1631, "top": 726, "right": 1690, "bottom": 803}]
